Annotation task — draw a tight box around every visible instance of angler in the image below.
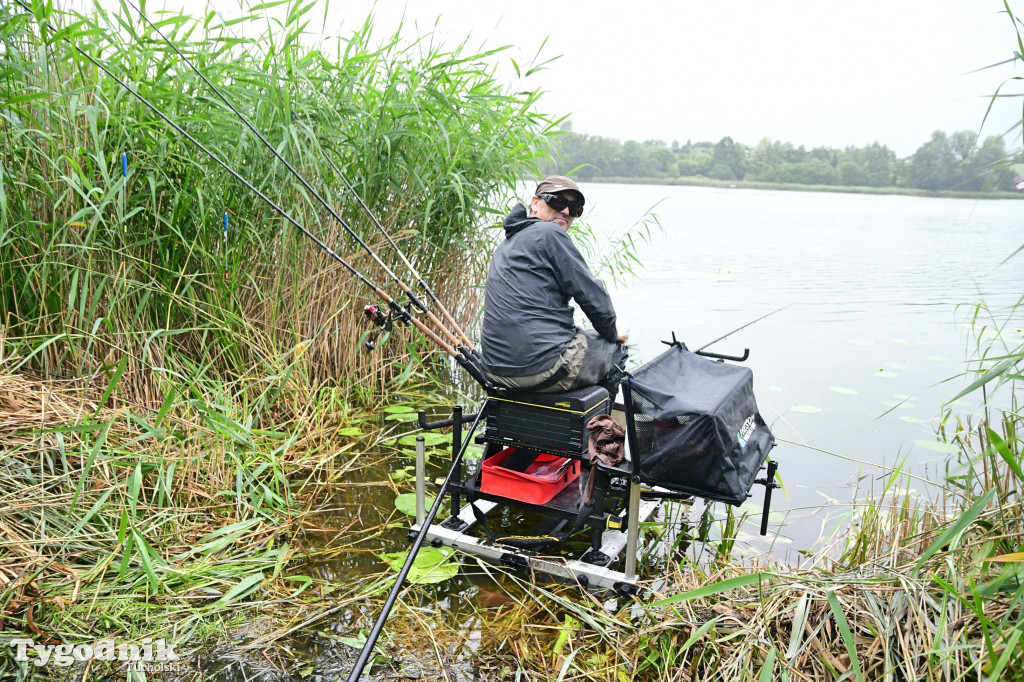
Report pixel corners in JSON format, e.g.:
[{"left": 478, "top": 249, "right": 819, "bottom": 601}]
[{"left": 480, "top": 176, "right": 630, "bottom": 398}]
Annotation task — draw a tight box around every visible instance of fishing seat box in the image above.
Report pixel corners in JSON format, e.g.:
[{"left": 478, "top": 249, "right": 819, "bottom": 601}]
[{"left": 483, "top": 386, "right": 610, "bottom": 457}]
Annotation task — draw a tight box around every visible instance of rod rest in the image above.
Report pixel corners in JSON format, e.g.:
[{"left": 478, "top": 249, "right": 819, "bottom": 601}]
[
  {"left": 659, "top": 332, "right": 750, "bottom": 363},
  {"left": 752, "top": 460, "right": 779, "bottom": 536},
  {"left": 418, "top": 410, "right": 480, "bottom": 431},
  {"left": 696, "top": 348, "right": 750, "bottom": 362}
]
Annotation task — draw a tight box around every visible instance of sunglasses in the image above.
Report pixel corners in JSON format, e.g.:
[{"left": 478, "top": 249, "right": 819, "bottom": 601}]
[{"left": 537, "top": 193, "right": 584, "bottom": 218}]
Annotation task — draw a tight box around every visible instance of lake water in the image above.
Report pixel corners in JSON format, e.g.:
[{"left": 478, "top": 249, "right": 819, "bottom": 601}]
[{"left": 579, "top": 183, "right": 1023, "bottom": 559}]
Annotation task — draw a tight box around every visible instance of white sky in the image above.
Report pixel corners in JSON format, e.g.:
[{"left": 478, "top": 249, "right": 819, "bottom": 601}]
[{"left": 101, "top": 0, "right": 1023, "bottom": 157}]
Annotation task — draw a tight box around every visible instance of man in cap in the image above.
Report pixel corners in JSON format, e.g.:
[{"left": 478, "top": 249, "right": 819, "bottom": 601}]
[{"left": 480, "top": 176, "right": 628, "bottom": 396}]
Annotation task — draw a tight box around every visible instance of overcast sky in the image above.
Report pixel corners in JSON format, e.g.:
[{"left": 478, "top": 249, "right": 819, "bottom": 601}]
[{"left": 103, "top": 0, "right": 1023, "bottom": 157}]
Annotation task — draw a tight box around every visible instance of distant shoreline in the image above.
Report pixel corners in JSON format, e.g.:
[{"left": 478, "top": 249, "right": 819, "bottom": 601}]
[{"left": 585, "top": 175, "right": 1024, "bottom": 200}]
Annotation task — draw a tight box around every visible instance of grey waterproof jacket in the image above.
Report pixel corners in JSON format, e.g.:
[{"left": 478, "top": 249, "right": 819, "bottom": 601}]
[{"left": 481, "top": 203, "right": 618, "bottom": 377}]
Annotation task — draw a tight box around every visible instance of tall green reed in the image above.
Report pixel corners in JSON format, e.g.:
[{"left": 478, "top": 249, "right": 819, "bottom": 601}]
[{"left": 0, "top": 0, "right": 557, "bottom": 407}]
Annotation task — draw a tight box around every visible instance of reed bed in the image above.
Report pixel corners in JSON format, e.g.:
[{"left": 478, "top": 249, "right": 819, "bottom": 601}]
[
  {"left": 0, "top": 345, "right": 380, "bottom": 677},
  {"left": 0, "top": 0, "right": 554, "bottom": 407},
  {"left": 1, "top": 0, "right": 557, "bottom": 677}
]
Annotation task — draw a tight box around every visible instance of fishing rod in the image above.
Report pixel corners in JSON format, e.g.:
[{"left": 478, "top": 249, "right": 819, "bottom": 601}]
[
  {"left": 295, "top": 121, "right": 478, "bottom": 353},
  {"left": 11, "top": 0, "right": 491, "bottom": 388},
  {"left": 695, "top": 302, "right": 796, "bottom": 354},
  {"left": 118, "top": 0, "right": 480, "bottom": 362}
]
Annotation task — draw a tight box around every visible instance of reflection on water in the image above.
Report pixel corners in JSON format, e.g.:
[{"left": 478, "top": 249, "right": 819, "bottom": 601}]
[{"left": 584, "top": 183, "right": 1023, "bottom": 556}]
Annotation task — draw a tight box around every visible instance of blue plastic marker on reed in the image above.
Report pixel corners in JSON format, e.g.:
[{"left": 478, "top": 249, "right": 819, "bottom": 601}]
[
  {"left": 121, "top": 152, "right": 128, "bottom": 232},
  {"left": 223, "top": 212, "right": 229, "bottom": 279}
]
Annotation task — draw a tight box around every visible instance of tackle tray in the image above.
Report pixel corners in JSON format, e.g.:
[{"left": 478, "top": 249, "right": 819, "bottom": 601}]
[
  {"left": 479, "top": 447, "right": 581, "bottom": 505},
  {"left": 483, "top": 385, "right": 609, "bottom": 456}
]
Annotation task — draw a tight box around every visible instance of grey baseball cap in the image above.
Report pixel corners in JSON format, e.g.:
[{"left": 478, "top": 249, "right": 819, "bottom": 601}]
[{"left": 535, "top": 175, "right": 584, "bottom": 204}]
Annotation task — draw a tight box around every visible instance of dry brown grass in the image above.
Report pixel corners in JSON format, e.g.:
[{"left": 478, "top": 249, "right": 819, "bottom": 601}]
[{"left": 0, "top": 357, "right": 381, "bottom": 662}]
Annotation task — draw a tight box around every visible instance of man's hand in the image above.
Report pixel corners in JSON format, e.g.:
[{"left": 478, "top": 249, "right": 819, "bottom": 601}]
[{"left": 616, "top": 326, "right": 629, "bottom": 344}]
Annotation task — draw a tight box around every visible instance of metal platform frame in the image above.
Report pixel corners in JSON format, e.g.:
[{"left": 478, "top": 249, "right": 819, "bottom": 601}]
[
  {"left": 411, "top": 489, "right": 663, "bottom": 591},
  {"left": 411, "top": 403, "right": 671, "bottom": 593}
]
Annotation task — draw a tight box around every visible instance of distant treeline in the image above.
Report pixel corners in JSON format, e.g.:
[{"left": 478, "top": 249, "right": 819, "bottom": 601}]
[{"left": 548, "top": 128, "right": 1020, "bottom": 192}]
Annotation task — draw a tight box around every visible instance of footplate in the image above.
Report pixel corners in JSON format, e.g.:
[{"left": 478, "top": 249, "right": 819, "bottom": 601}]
[{"left": 413, "top": 495, "right": 665, "bottom": 590}]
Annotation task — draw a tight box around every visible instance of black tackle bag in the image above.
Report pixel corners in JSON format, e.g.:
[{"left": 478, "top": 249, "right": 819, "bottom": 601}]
[{"left": 624, "top": 346, "right": 774, "bottom": 505}]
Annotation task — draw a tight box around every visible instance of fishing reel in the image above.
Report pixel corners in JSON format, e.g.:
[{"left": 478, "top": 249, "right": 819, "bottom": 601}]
[{"left": 362, "top": 303, "right": 393, "bottom": 351}]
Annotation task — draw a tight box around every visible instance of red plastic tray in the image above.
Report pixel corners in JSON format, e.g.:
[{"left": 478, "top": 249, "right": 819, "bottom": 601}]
[{"left": 480, "top": 447, "right": 580, "bottom": 505}]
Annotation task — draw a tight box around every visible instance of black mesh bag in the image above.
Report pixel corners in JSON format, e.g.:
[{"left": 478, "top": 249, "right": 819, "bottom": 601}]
[{"left": 625, "top": 346, "right": 774, "bottom": 505}]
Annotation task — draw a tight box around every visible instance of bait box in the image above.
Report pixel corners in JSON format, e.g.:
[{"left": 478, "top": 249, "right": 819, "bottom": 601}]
[
  {"left": 483, "top": 386, "right": 610, "bottom": 456},
  {"left": 480, "top": 447, "right": 580, "bottom": 505}
]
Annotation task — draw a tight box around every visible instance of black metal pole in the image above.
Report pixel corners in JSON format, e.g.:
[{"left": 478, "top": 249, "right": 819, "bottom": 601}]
[
  {"left": 345, "top": 402, "right": 488, "bottom": 681},
  {"left": 759, "top": 460, "right": 778, "bottom": 536},
  {"left": 450, "top": 405, "right": 463, "bottom": 517}
]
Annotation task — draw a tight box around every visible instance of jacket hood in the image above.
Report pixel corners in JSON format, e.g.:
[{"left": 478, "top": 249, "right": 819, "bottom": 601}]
[{"left": 503, "top": 202, "right": 540, "bottom": 239}]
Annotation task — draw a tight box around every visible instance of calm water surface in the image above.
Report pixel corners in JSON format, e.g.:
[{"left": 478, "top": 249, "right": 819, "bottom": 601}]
[{"left": 581, "top": 183, "right": 1023, "bottom": 557}]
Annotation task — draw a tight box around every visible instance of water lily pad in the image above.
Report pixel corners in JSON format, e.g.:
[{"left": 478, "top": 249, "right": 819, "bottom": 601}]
[
  {"left": 383, "top": 405, "right": 416, "bottom": 414},
  {"left": 790, "top": 405, "right": 822, "bottom": 414},
  {"left": 829, "top": 386, "right": 859, "bottom": 395},
  {"left": 766, "top": 385, "right": 784, "bottom": 392},
  {"left": 400, "top": 448, "right": 449, "bottom": 461},
  {"left": 881, "top": 400, "right": 915, "bottom": 409},
  {"left": 379, "top": 546, "right": 458, "bottom": 585},
  {"left": 335, "top": 426, "right": 362, "bottom": 437},
  {"left": 385, "top": 412, "right": 419, "bottom": 422},
  {"left": 885, "top": 362, "right": 910, "bottom": 370},
  {"left": 874, "top": 369, "right": 897, "bottom": 378},
  {"left": 391, "top": 465, "right": 416, "bottom": 482},
  {"left": 913, "top": 439, "right": 960, "bottom": 454},
  {"left": 397, "top": 432, "right": 449, "bottom": 447},
  {"left": 899, "top": 416, "right": 931, "bottom": 424},
  {"left": 848, "top": 339, "right": 875, "bottom": 346},
  {"left": 394, "top": 492, "right": 435, "bottom": 516}
]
